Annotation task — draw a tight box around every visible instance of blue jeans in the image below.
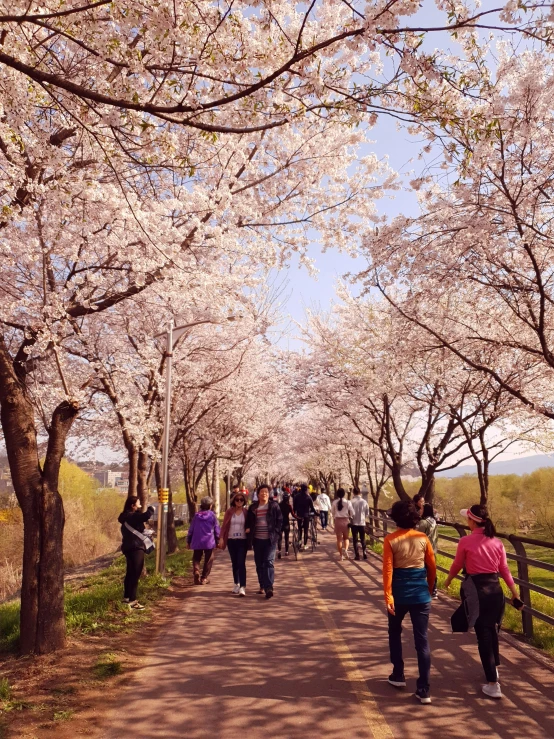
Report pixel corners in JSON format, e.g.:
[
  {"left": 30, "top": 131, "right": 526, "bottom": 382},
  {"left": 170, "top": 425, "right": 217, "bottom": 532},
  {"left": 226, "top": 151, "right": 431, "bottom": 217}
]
[
  {"left": 388, "top": 601, "right": 431, "bottom": 692},
  {"left": 319, "top": 510, "right": 328, "bottom": 529},
  {"left": 253, "top": 538, "right": 276, "bottom": 591},
  {"left": 227, "top": 538, "right": 247, "bottom": 587}
]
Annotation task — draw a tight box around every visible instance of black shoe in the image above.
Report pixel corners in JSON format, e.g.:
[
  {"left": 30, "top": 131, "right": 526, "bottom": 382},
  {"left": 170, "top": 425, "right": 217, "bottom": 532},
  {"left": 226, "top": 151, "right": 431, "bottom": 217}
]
[
  {"left": 388, "top": 673, "right": 406, "bottom": 687},
  {"left": 265, "top": 588, "right": 274, "bottom": 600},
  {"left": 363, "top": 553, "right": 368, "bottom": 560},
  {"left": 415, "top": 689, "right": 431, "bottom": 704},
  {"left": 277, "top": 552, "right": 281, "bottom": 559},
  {"left": 354, "top": 555, "right": 361, "bottom": 561}
]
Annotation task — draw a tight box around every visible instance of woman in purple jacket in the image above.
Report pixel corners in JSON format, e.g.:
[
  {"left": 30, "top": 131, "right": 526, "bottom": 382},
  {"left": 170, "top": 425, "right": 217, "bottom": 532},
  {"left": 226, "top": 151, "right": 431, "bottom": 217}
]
[{"left": 187, "top": 497, "right": 221, "bottom": 585}]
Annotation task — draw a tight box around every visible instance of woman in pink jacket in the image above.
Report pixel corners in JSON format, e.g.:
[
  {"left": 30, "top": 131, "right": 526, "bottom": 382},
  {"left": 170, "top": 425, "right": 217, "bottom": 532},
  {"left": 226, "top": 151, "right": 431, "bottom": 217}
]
[
  {"left": 444, "top": 505, "right": 522, "bottom": 700},
  {"left": 218, "top": 492, "right": 249, "bottom": 596}
]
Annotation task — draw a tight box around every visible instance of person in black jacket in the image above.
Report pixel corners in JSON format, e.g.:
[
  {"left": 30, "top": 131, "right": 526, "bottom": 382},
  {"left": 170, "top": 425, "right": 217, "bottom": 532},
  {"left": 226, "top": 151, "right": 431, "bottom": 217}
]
[
  {"left": 278, "top": 492, "right": 295, "bottom": 559},
  {"left": 246, "top": 484, "right": 282, "bottom": 599},
  {"left": 293, "top": 484, "right": 316, "bottom": 550},
  {"left": 118, "top": 496, "right": 154, "bottom": 610}
]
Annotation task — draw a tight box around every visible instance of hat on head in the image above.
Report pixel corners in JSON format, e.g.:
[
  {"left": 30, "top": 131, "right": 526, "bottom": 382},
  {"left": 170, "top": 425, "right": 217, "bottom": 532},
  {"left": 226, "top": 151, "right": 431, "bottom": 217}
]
[{"left": 460, "top": 506, "right": 485, "bottom": 523}]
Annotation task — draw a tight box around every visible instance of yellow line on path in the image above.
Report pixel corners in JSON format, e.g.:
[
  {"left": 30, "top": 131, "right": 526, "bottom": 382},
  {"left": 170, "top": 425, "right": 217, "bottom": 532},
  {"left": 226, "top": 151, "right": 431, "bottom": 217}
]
[{"left": 299, "top": 560, "right": 395, "bottom": 739}]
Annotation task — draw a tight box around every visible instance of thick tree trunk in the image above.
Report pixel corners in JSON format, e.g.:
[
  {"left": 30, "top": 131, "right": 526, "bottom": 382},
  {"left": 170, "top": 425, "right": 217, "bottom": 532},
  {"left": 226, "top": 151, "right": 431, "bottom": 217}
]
[{"left": 0, "top": 336, "right": 77, "bottom": 654}]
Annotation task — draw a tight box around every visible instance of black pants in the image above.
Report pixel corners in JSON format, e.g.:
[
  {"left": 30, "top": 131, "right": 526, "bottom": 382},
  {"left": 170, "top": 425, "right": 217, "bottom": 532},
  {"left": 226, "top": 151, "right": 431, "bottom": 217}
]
[
  {"left": 388, "top": 602, "right": 431, "bottom": 692},
  {"left": 351, "top": 524, "right": 366, "bottom": 556},
  {"left": 319, "top": 510, "right": 328, "bottom": 529},
  {"left": 473, "top": 577, "right": 504, "bottom": 683},
  {"left": 227, "top": 539, "right": 247, "bottom": 587},
  {"left": 298, "top": 517, "right": 309, "bottom": 545},
  {"left": 278, "top": 526, "right": 290, "bottom": 553},
  {"left": 124, "top": 549, "right": 145, "bottom": 602}
]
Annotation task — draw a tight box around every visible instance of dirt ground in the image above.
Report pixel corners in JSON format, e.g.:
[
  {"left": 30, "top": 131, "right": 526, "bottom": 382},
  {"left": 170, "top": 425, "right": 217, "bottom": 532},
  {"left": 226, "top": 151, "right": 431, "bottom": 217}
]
[{"left": 0, "top": 573, "right": 192, "bottom": 739}]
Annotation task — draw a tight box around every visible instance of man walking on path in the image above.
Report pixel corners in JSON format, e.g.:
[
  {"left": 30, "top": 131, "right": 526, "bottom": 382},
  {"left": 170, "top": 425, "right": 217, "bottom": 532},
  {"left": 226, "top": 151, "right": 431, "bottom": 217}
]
[
  {"left": 316, "top": 487, "right": 332, "bottom": 531},
  {"left": 246, "top": 484, "right": 282, "bottom": 599},
  {"left": 350, "top": 488, "right": 369, "bottom": 560}
]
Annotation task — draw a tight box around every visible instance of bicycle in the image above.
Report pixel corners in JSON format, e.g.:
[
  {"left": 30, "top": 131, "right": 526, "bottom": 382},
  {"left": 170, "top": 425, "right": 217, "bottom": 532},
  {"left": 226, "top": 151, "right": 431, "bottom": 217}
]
[
  {"left": 291, "top": 518, "right": 300, "bottom": 560},
  {"left": 308, "top": 514, "right": 318, "bottom": 552}
]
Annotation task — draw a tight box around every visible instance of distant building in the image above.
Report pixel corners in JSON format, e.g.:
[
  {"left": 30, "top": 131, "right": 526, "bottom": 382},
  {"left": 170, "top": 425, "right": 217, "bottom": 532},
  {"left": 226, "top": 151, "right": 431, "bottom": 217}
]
[{"left": 0, "top": 467, "right": 13, "bottom": 492}]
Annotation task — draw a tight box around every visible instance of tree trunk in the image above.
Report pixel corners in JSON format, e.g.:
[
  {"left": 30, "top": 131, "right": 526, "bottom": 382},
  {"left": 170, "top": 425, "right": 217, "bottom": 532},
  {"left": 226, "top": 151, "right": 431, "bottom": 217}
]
[
  {"left": 137, "top": 450, "right": 149, "bottom": 508},
  {"left": 0, "top": 336, "right": 77, "bottom": 654},
  {"left": 126, "top": 443, "right": 138, "bottom": 497},
  {"left": 211, "top": 458, "right": 220, "bottom": 516}
]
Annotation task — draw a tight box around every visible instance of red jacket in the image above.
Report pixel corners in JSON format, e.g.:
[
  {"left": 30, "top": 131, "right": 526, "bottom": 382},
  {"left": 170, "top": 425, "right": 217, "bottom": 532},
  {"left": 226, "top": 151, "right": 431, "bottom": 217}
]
[{"left": 219, "top": 507, "right": 248, "bottom": 549}]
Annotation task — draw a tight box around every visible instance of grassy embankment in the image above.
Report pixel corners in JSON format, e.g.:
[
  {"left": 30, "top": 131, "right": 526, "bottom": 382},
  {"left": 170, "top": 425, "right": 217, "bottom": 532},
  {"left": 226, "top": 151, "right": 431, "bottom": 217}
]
[{"left": 0, "top": 529, "right": 192, "bottom": 653}]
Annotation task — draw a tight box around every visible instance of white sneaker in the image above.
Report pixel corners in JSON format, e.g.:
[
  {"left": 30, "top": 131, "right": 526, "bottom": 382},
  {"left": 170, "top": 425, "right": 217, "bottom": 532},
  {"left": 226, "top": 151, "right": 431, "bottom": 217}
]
[
  {"left": 232, "top": 584, "right": 240, "bottom": 594},
  {"left": 482, "top": 683, "right": 502, "bottom": 699},
  {"left": 239, "top": 587, "right": 246, "bottom": 597}
]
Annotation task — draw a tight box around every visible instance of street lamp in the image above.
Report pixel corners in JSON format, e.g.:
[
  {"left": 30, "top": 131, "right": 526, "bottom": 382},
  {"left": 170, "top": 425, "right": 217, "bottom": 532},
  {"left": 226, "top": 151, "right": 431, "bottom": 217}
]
[{"left": 154, "top": 315, "right": 238, "bottom": 575}]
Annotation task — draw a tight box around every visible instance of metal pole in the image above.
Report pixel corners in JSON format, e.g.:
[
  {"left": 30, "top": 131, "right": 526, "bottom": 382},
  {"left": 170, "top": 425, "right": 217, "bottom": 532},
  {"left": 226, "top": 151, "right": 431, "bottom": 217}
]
[
  {"left": 226, "top": 469, "right": 231, "bottom": 510},
  {"left": 156, "top": 320, "right": 173, "bottom": 575}
]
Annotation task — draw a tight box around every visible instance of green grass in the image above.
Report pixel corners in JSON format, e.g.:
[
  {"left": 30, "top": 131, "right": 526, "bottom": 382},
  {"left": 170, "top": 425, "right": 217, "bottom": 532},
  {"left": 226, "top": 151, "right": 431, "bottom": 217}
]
[
  {"left": 93, "top": 653, "right": 123, "bottom": 678},
  {"left": 53, "top": 709, "right": 74, "bottom": 721},
  {"left": 0, "top": 680, "right": 11, "bottom": 701},
  {"left": 0, "top": 530, "right": 192, "bottom": 652}
]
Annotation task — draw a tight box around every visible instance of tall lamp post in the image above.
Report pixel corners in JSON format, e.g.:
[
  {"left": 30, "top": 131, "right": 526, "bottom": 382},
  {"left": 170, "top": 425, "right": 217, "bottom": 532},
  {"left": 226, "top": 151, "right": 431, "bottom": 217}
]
[{"left": 155, "top": 315, "right": 237, "bottom": 575}]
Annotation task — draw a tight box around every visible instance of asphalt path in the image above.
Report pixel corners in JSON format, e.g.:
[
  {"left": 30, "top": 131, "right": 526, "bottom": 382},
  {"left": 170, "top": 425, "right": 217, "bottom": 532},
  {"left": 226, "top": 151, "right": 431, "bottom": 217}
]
[{"left": 103, "top": 529, "right": 554, "bottom": 738}]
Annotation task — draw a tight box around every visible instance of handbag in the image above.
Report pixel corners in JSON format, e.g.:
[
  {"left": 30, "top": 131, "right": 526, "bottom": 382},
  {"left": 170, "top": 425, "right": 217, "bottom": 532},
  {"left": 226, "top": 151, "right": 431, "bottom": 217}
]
[{"left": 125, "top": 522, "right": 155, "bottom": 554}]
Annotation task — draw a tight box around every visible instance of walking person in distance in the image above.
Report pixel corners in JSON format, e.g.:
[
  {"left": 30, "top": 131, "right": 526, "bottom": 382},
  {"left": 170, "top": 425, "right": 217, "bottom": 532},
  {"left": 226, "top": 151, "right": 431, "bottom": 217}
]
[
  {"left": 418, "top": 503, "right": 439, "bottom": 597},
  {"left": 331, "top": 488, "right": 354, "bottom": 560},
  {"left": 444, "top": 505, "right": 523, "bottom": 699},
  {"left": 293, "top": 483, "right": 316, "bottom": 550},
  {"left": 187, "top": 496, "right": 220, "bottom": 585},
  {"left": 246, "top": 484, "right": 283, "bottom": 599},
  {"left": 278, "top": 491, "right": 295, "bottom": 558},
  {"left": 350, "top": 487, "right": 369, "bottom": 560},
  {"left": 316, "top": 487, "right": 332, "bottom": 532},
  {"left": 383, "top": 500, "right": 436, "bottom": 704},
  {"left": 219, "top": 491, "right": 249, "bottom": 596},
  {"left": 118, "top": 496, "right": 155, "bottom": 610}
]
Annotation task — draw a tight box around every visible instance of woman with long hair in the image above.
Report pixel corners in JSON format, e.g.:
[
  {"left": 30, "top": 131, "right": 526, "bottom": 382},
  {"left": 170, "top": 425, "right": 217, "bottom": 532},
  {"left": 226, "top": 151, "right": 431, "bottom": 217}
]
[
  {"left": 331, "top": 488, "right": 354, "bottom": 560},
  {"left": 118, "top": 496, "right": 155, "bottom": 610},
  {"left": 444, "top": 505, "right": 522, "bottom": 699},
  {"left": 219, "top": 491, "right": 249, "bottom": 596}
]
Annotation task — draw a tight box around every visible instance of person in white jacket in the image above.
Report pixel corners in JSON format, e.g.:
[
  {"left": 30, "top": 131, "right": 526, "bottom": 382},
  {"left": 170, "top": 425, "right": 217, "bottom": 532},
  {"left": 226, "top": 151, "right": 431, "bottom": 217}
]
[
  {"left": 315, "top": 489, "right": 331, "bottom": 532},
  {"left": 331, "top": 488, "right": 354, "bottom": 560},
  {"left": 350, "top": 488, "right": 370, "bottom": 560}
]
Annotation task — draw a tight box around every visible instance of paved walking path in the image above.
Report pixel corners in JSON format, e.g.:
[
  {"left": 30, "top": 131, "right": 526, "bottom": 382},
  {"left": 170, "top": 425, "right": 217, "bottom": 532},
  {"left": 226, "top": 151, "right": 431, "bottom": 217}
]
[{"left": 103, "top": 532, "right": 554, "bottom": 738}]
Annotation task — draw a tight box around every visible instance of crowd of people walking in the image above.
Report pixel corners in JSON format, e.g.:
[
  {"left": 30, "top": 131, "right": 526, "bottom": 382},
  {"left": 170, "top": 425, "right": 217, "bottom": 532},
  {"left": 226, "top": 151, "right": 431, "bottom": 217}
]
[{"left": 118, "top": 484, "right": 524, "bottom": 705}]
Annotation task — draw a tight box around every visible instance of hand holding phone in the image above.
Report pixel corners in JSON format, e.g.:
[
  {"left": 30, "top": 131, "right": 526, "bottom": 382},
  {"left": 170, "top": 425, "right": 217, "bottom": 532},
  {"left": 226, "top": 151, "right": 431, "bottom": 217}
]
[{"left": 511, "top": 597, "right": 524, "bottom": 610}]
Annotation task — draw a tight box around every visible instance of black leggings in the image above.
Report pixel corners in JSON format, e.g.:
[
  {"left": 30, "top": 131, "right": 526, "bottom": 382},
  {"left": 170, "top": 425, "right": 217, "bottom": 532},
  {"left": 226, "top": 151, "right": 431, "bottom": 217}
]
[
  {"left": 124, "top": 549, "right": 145, "bottom": 602},
  {"left": 474, "top": 580, "right": 504, "bottom": 683}
]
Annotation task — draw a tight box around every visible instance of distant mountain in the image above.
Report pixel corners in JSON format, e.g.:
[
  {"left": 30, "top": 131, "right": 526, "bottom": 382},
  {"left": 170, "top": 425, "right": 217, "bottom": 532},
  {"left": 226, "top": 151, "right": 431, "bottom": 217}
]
[{"left": 436, "top": 454, "right": 554, "bottom": 478}]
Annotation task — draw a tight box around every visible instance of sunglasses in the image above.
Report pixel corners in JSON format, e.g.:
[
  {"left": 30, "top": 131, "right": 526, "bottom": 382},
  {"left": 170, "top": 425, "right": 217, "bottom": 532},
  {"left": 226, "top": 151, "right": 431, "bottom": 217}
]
[{"left": 234, "top": 498, "right": 245, "bottom": 503}]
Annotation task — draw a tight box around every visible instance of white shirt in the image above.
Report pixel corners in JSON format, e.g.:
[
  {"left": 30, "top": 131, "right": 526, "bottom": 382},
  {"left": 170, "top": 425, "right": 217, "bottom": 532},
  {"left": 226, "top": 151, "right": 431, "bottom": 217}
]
[
  {"left": 316, "top": 493, "right": 331, "bottom": 511},
  {"left": 350, "top": 496, "right": 369, "bottom": 526},
  {"left": 229, "top": 512, "right": 246, "bottom": 539},
  {"left": 331, "top": 498, "right": 355, "bottom": 519}
]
